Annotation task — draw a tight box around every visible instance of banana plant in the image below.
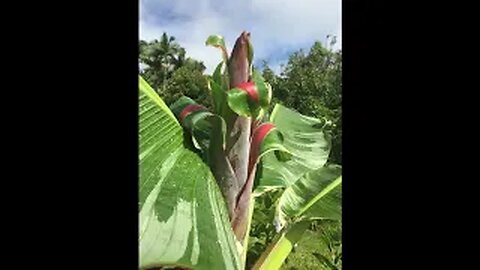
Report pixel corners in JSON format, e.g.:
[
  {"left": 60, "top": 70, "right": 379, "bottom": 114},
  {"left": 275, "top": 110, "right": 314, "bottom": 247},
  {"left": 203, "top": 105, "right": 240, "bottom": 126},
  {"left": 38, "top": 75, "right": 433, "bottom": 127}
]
[{"left": 139, "top": 31, "right": 342, "bottom": 270}]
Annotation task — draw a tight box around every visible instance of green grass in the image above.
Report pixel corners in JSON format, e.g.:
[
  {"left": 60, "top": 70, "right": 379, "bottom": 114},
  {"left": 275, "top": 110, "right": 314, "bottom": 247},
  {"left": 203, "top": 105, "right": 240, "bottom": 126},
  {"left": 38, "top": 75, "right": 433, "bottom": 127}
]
[
  {"left": 246, "top": 187, "right": 342, "bottom": 270},
  {"left": 281, "top": 229, "right": 325, "bottom": 270},
  {"left": 281, "top": 221, "right": 342, "bottom": 270}
]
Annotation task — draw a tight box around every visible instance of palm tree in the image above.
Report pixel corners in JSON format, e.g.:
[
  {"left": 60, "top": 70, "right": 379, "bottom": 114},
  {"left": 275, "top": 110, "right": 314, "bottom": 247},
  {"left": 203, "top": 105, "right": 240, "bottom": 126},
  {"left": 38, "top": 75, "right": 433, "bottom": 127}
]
[{"left": 139, "top": 32, "right": 184, "bottom": 92}]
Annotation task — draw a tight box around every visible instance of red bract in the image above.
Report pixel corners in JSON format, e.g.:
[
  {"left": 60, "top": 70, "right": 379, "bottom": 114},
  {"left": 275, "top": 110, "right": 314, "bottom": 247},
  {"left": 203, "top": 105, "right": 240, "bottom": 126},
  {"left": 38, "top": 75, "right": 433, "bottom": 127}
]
[
  {"left": 249, "top": 123, "right": 275, "bottom": 173},
  {"left": 251, "top": 123, "right": 275, "bottom": 152},
  {"left": 179, "top": 104, "right": 205, "bottom": 122},
  {"left": 237, "top": 82, "right": 259, "bottom": 104}
]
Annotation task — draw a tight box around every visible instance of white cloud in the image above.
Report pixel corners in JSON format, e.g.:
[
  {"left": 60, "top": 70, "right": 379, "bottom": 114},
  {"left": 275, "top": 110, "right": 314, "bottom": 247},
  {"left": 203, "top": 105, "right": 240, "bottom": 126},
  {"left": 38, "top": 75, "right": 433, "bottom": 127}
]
[
  {"left": 140, "top": 0, "right": 341, "bottom": 74},
  {"left": 269, "top": 61, "right": 287, "bottom": 76}
]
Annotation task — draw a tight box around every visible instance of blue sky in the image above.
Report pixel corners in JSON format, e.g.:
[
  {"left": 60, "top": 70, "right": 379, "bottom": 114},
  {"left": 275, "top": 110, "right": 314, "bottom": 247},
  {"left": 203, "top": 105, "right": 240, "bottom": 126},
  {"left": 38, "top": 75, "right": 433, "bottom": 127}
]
[{"left": 140, "top": 0, "right": 341, "bottom": 74}]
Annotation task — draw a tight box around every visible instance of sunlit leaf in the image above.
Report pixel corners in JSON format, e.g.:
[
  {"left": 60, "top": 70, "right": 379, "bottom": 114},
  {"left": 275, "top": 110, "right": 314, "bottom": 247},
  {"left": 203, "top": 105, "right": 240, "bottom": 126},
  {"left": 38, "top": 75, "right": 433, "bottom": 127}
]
[
  {"left": 206, "top": 35, "right": 228, "bottom": 62},
  {"left": 139, "top": 76, "right": 241, "bottom": 270},
  {"left": 208, "top": 78, "right": 226, "bottom": 115},
  {"left": 255, "top": 104, "right": 331, "bottom": 195},
  {"left": 227, "top": 88, "right": 253, "bottom": 117},
  {"left": 252, "top": 70, "right": 271, "bottom": 108},
  {"left": 276, "top": 165, "right": 342, "bottom": 229}
]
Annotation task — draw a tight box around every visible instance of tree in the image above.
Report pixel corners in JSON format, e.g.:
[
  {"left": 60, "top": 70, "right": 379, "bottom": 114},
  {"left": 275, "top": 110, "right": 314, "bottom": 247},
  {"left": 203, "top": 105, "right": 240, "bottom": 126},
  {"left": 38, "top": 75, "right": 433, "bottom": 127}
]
[
  {"left": 160, "top": 62, "right": 210, "bottom": 108},
  {"left": 139, "top": 32, "right": 198, "bottom": 93},
  {"left": 139, "top": 33, "right": 211, "bottom": 109},
  {"left": 262, "top": 39, "right": 342, "bottom": 164}
]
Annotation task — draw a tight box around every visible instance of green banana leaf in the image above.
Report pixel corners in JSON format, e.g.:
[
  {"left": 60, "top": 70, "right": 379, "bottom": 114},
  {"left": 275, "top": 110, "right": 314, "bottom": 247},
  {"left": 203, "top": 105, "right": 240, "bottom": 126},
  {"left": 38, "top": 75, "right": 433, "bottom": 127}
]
[
  {"left": 251, "top": 104, "right": 342, "bottom": 269},
  {"left": 139, "top": 76, "right": 241, "bottom": 270},
  {"left": 276, "top": 165, "right": 342, "bottom": 229},
  {"left": 252, "top": 166, "right": 342, "bottom": 270},
  {"left": 254, "top": 104, "right": 331, "bottom": 195}
]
